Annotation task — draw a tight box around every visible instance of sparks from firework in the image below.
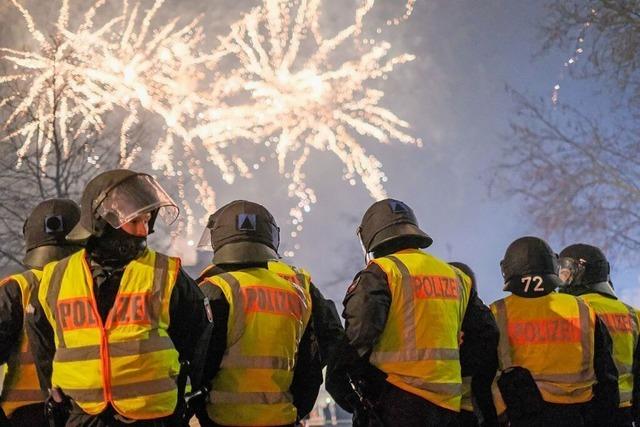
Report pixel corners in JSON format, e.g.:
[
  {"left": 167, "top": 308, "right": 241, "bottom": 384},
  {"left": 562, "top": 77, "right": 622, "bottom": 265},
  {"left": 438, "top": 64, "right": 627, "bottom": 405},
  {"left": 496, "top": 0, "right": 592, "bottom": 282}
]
[
  {"left": 196, "top": 0, "right": 421, "bottom": 251},
  {"left": 0, "top": 0, "right": 233, "bottom": 237},
  {"left": 1, "top": 0, "right": 420, "bottom": 252}
]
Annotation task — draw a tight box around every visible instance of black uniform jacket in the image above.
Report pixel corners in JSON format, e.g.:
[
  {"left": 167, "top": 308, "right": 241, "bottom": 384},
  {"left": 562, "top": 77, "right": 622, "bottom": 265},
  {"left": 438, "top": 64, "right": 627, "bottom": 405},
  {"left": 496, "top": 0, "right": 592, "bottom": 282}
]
[
  {"left": 197, "top": 263, "right": 324, "bottom": 421},
  {"left": 327, "top": 252, "right": 499, "bottom": 425},
  {"left": 0, "top": 276, "right": 28, "bottom": 367},
  {"left": 26, "top": 252, "right": 209, "bottom": 424}
]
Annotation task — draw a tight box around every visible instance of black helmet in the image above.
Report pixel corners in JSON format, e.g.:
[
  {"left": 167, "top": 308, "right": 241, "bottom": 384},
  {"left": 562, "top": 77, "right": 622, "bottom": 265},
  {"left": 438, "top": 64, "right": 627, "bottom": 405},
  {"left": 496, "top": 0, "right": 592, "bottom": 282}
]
[
  {"left": 500, "top": 236, "right": 562, "bottom": 293},
  {"left": 23, "top": 198, "right": 82, "bottom": 269},
  {"left": 199, "top": 200, "right": 280, "bottom": 264},
  {"left": 449, "top": 261, "right": 476, "bottom": 290},
  {"left": 358, "top": 199, "right": 432, "bottom": 254},
  {"left": 67, "top": 169, "right": 178, "bottom": 241},
  {"left": 558, "top": 243, "right": 614, "bottom": 297}
]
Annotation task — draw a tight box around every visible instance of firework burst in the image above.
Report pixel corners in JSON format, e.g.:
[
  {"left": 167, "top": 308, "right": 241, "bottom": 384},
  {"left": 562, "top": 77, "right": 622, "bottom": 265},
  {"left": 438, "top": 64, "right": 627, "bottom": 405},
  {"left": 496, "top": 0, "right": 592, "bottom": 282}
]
[
  {"left": 196, "top": 0, "right": 421, "bottom": 246},
  {"left": 1, "top": 0, "right": 420, "bottom": 251}
]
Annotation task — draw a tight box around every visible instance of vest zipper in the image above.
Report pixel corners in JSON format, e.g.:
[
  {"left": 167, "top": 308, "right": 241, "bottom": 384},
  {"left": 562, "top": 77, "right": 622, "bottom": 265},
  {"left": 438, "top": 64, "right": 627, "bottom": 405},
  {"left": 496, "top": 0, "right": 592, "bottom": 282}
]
[{"left": 82, "top": 254, "right": 113, "bottom": 405}]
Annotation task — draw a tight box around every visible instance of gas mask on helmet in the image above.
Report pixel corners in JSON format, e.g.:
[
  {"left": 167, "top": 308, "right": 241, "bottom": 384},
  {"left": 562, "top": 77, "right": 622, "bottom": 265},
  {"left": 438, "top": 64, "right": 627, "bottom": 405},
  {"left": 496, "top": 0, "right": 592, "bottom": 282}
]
[{"left": 558, "top": 257, "right": 587, "bottom": 287}]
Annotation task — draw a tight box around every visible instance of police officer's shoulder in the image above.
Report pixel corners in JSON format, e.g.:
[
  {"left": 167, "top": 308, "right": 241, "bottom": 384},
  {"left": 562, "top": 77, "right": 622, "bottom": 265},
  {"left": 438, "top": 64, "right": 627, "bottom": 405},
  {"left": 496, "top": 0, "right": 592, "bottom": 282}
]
[{"left": 346, "top": 263, "right": 388, "bottom": 296}]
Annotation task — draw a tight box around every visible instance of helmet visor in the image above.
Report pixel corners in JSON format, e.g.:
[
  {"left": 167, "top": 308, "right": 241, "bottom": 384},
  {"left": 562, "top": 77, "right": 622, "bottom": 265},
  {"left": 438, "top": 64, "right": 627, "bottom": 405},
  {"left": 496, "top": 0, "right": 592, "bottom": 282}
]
[
  {"left": 96, "top": 174, "right": 179, "bottom": 230},
  {"left": 558, "top": 257, "right": 583, "bottom": 286},
  {"left": 198, "top": 227, "right": 213, "bottom": 250}
]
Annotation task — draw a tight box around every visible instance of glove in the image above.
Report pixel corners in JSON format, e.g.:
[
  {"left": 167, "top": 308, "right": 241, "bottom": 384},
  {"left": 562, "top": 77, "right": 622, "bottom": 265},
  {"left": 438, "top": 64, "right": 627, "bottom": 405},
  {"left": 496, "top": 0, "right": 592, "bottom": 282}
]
[{"left": 45, "top": 388, "right": 71, "bottom": 427}]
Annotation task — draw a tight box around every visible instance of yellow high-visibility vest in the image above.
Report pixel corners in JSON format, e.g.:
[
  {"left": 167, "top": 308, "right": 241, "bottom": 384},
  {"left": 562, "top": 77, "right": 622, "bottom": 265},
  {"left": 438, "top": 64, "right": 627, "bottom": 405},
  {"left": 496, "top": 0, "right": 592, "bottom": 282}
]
[
  {"left": 38, "top": 249, "right": 181, "bottom": 420},
  {"left": 0, "top": 270, "right": 46, "bottom": 416},
  {"left": 490, "top": 293, "right": 596, "bottom": 412},
  {"left": 580, "top": 293, "right": 638, "bottom": 407},
  {"left": 201, "top": 267, "right": 311, "bottom": 426},
  {"left": 369, "top": 249, "right": 472, "bottom": 411}
]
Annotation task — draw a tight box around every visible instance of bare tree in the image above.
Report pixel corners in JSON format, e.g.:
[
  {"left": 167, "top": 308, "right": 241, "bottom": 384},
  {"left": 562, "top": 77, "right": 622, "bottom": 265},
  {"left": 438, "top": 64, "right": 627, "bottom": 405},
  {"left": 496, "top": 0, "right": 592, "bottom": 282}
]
[
  {"left": 501, "top": 1, "right": 640, "bottom": 261},
  {"left": 0, "top": 41, "right": 122, "bottom": 271}
]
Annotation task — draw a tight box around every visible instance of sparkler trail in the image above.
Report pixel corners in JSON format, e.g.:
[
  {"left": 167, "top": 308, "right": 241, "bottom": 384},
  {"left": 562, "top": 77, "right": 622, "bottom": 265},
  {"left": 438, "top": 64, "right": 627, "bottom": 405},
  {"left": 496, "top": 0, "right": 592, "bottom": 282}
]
[{"left": 1, "top": 0, "right": 421, "bottom": 251}]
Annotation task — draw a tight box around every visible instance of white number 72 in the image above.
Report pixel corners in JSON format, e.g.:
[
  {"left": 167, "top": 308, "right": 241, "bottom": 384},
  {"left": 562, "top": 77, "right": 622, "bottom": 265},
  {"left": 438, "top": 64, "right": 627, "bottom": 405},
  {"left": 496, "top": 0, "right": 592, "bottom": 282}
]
[{"left": 521, "top": 276, "right": 544, "bottom": 292}]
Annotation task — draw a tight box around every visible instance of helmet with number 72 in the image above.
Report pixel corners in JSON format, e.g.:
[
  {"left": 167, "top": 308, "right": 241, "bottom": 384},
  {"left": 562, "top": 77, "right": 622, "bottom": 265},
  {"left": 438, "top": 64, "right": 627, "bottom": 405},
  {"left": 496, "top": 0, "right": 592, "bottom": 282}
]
[{"left": 500, "top": 236, "right": 563, "bottom": 293}]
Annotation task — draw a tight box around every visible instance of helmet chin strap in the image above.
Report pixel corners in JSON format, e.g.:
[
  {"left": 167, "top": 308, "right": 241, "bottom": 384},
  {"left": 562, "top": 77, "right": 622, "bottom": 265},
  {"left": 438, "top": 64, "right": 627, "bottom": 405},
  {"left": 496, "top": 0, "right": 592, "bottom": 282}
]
[{"left": 356, "top": 227, "right": 371, "bottom": 266}]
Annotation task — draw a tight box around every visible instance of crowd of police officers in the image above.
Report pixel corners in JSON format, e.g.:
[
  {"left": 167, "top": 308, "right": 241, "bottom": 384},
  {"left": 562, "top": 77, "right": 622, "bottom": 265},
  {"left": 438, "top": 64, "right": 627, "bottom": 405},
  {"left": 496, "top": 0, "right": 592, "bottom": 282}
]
[{"left": 0, "top": 168, "right": 637, "bottom": 427}]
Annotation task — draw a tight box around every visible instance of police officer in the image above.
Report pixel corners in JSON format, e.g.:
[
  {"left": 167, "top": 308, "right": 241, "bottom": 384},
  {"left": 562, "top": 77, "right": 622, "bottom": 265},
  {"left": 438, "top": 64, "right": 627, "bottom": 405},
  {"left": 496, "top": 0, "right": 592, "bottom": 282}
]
[
  {"left": 195, "top": 200, "right": 320, "bottom": 427},
  {"left": 26, "top": 169, "right": 211, "bottom": 426},
  {"left": 558, "top": 243, "right": 639, "bottom": 426},
  {"left": 197, "top": 200, "right": 344, "bottom": 419},
  {"left": 0, "top": 199, "right": 81, "bottom": 426},
  {"left": 330, "top": 199, "right": 496, "bottom": 426},
  {"left": 491, "top": 236, "right": 618, "bottom": 427},
  {"left": 449, "top": 262, "right": 499, "bottom": 427}
]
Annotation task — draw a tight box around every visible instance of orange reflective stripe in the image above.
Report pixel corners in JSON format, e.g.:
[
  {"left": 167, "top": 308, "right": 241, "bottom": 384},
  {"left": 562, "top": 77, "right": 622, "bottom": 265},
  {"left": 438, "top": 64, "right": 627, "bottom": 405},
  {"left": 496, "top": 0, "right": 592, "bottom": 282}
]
[
  {"left": 216, "top": 273, "right": 246, "bottom": 344},
  {"left": 221, "top": 355, "right": 295, "bottom": 370},
  {"left": 576, "top": 299, "right": 592, "bottom": 375},
  {"left": 46, "top": 257, "right": 72, "bottom": 348},
  {"left": 394, "top": 374, "right": 461, "bottom": 395},
  {"left": 112, "top": 377, "right": 176, "bottom": 399},
  {"left": 493, "top": 299, "right": 513, "bottom": 369},
  {"left": 386, "top": 256, "right": 418, "bottom": 349},
  {"left": 370, "top": 348, "right": 459, "bottom": 364},
  {"left": 148, "top": 253, "right": 169, "bottom": 337},
  {"left": 623, "top": 303, "right": 639, "bottom": 348},
  {"left": 210, "top": 390, "right": 292, "bottom": 405},
  {"left": 534, "top": 371, "right": 595, "bottom": 383},
  {"left": 110, "top": 336, "right": 175, "bottom": 357},
  {"left": 66, "top": 377, "right": 177, "bottom": 403},
  {"left": 1, "top": 389, "right": 45, "bottom": 402},
  {"left": 537, "top": 381, "right": 592, "bottom": 398},
  {"left": 54, "top": 345, "right": 101, "bottom": 362}
]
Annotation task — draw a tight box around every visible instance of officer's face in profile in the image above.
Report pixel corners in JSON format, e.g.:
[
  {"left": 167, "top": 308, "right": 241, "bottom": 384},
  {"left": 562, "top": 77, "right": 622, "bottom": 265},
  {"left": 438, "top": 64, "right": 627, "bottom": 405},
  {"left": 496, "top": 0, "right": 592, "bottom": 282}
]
[{"left": 121, "top": 212, "right": 152, "bottom": 237}]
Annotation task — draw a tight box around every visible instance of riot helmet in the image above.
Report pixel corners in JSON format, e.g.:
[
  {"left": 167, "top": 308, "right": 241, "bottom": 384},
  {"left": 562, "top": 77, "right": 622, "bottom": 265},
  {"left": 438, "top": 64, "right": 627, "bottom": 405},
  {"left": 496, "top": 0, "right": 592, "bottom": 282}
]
[
  {"left": 449, "top": 261, "right": 476, "bottom": 290},
  {"left": 357, "top": 199, "right": 432, "bottom": 258},
  {"left": 67, "top": 169, "right": 178, "bottom": 241},
  {"left": 558, "top": 243, "right": 614, "bottom": 297},
  {"left": 500, "top": 236, "right": 562, "bottom": 294},
  {"left": 199, "top": 200, "right": 280, "bottom": 264},
  {"left": 22, "top": 198, "right": 82, "bottom": 269}
]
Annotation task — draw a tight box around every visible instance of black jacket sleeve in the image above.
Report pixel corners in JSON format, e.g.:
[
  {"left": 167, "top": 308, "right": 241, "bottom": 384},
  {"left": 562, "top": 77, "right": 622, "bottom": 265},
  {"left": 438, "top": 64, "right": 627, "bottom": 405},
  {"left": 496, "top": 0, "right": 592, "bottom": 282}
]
[
  {"left": 24, "top": 282, "right": 56, "bottom": 392},
  {"left": 290, "top": 320, "right": 323, "bottom": 420},
  {"left": 0, "top": 279, "right": 23, "bottom": 364},
  {"left": 167, "top": 268, "right": 209, "bottom": 364},
  {"left": 308, "top": 282, "right": 346, "bottom": 367},
  {"left": 460, "top": 287, "right": 499, "bottom": 426},
  {"left": 197, "top": 280, "right": 229, "bottom": 386},
  {"left": 342, "top": 263, "right": 391, "bottom": 359},
  {"left": 326, "top": 265, "right": 390, "bottom": 412},
  {"left": 591, "top": 315, "right": 620, "bottom": 421}
]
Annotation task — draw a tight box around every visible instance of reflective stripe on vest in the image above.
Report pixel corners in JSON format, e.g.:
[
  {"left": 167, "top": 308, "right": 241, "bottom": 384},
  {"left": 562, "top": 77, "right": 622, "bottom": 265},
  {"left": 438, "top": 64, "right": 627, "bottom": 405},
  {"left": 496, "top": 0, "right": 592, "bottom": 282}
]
[
  {"left": 39, "top": 249, "right": 180, "bottom": 420},
  {"left": 491, "top": 294, "right": 596, "bottom": 405},
  {"left": 368, "top": 249, "right": 471, "bottom": 411},
  {"left": 580, "top": 293, "right": 639, "bottom": 407},
  {"left": 0, "top": 270, "right": 46, "bottom": 416},
  {"left": 202, "top": 268, "right": 311, "bottom": 426}
]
